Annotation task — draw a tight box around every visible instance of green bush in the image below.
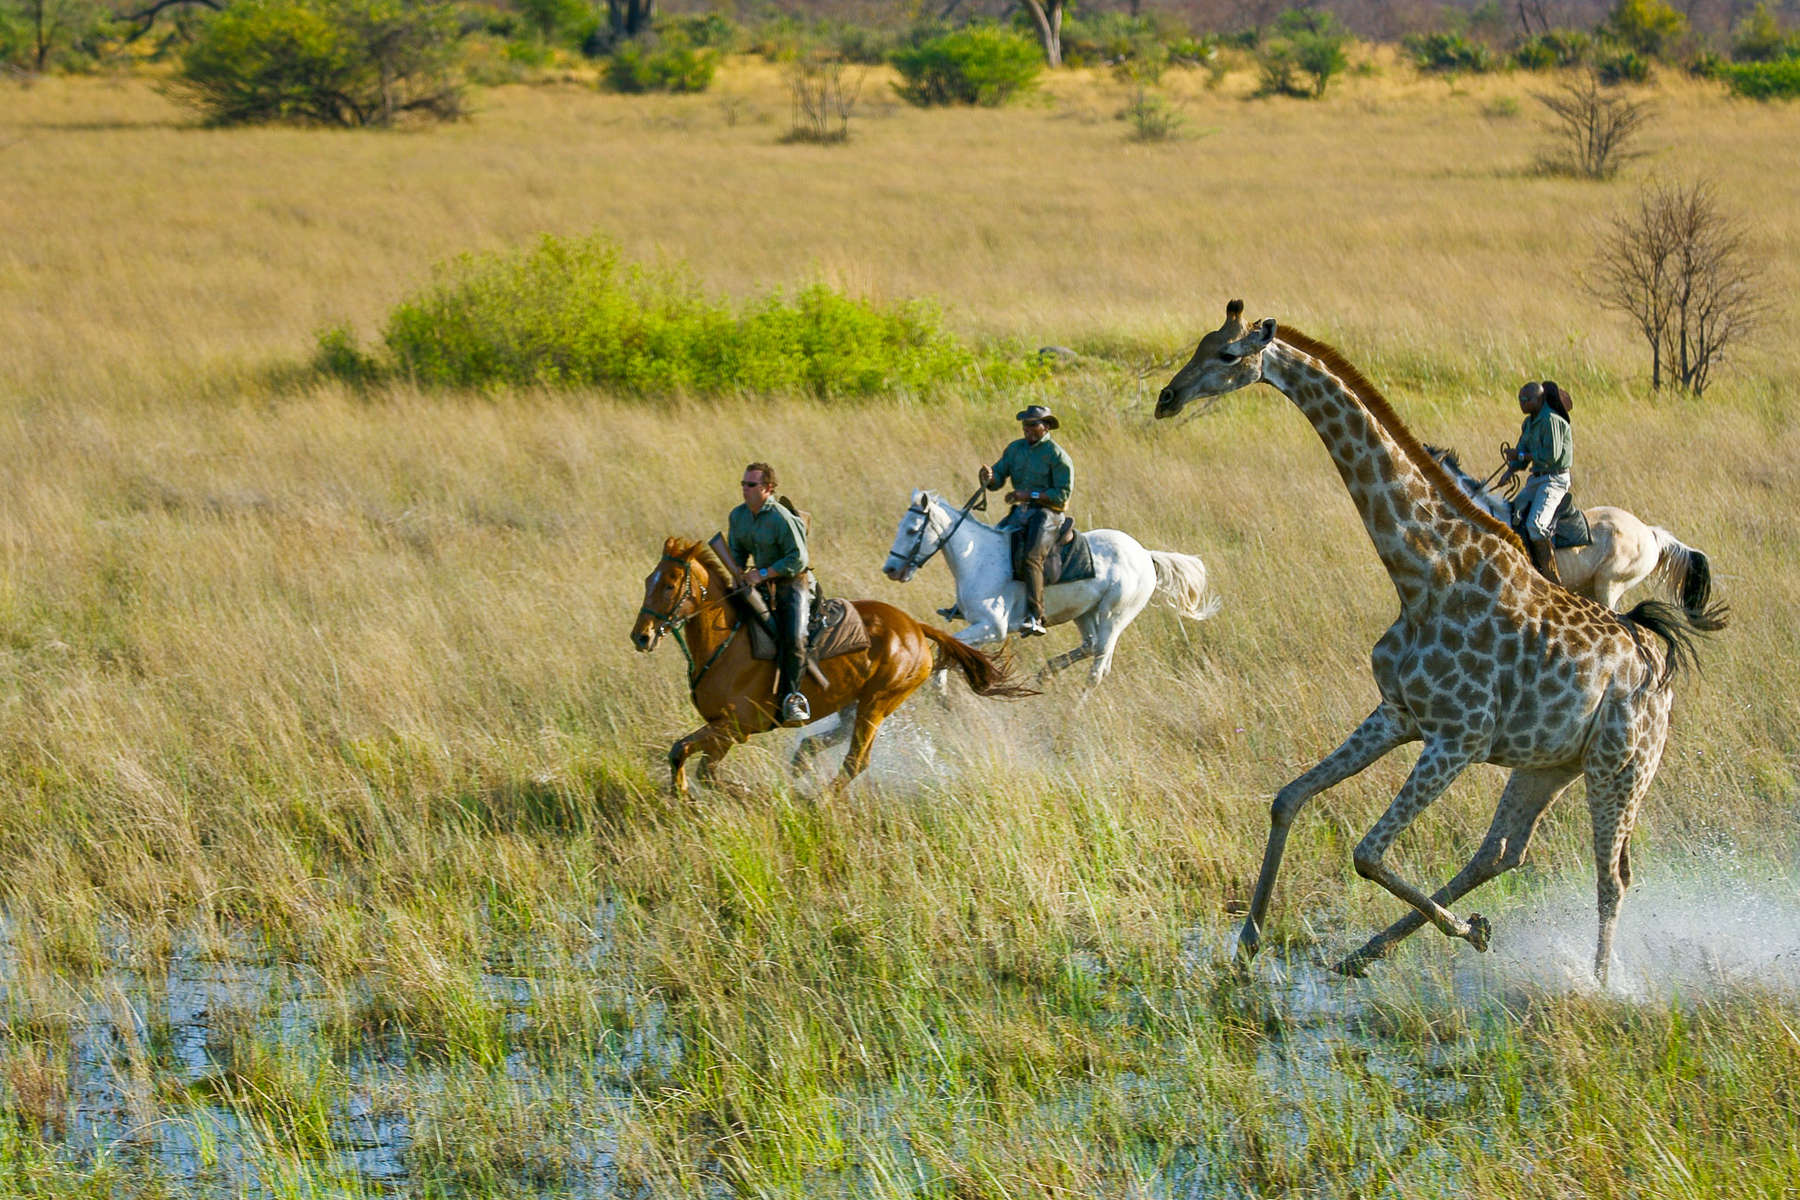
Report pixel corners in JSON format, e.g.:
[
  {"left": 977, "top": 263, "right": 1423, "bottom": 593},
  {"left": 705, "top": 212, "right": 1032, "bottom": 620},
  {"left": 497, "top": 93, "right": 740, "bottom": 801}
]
[
  {"left": 1595, "top": 47, "right": 1651, "bottom": 82},
  {"left": 1403, "top": 31, "right": 1495, "bottom": 73},
  {"left": 1512, "top": 29, "right": 1591, "bottom": 69},
  {"left": 890, "top": 26, "right": 1041, "bottom": 107},
  {"left": 166, "top": 0, "right": 464, "bottom": 126},
  {"left": 1718, "top": 57, "right": 1800, "bottom": 97},
  {"left": 369, "top": 235, "right": 991, "bottom": 398},
  {"left": 1254, "top": 7, "right": 1349, "bottom": 98},
  {"left": 603, "top": 34, "right": 716, "bottom": 93},
  {"left": 656, "top": 12, "right": 739, "bottom": 49}
]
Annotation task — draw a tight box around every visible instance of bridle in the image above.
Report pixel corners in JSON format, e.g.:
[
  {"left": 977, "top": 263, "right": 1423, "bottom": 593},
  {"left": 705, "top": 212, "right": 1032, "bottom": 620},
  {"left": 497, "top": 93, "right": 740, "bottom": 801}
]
[
  {"left": 894, "top": 487, "right": 986, "bottom": 576},
  {"left": 637, "top": 553, "right": 740, "bottom": 685}
]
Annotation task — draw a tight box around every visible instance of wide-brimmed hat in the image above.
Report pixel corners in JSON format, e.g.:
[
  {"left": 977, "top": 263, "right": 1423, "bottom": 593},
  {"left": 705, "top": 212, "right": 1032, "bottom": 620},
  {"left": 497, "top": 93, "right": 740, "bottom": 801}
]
[{"left": 1015, "top": 405, "right": 1060, "bottom": 430}]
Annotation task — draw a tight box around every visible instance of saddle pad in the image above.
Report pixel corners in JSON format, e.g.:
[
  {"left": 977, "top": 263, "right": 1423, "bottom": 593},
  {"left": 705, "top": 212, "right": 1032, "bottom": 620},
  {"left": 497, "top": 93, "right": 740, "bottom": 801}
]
[
  {"left": 1009, "top": 518, "right": 1096, "bottom": 586},
  {"left": 1552, "top": 508, "right": 1591, "bottom": 549},
  {"left": 746, "top": 598, "right": 869, "bottom": 662}
]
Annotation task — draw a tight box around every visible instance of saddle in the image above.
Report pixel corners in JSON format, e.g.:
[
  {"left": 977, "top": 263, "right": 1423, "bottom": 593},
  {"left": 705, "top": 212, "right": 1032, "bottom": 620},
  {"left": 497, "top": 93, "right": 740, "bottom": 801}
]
[
  {"left": 744, "top": 595, "right": 871, "bottom": 663},
  {"left": 1009, "top": 516, "right": 1097, "bottom": 586},
  {"left": 1511, "top": 490, "right": 1591, "bottom": 549}
]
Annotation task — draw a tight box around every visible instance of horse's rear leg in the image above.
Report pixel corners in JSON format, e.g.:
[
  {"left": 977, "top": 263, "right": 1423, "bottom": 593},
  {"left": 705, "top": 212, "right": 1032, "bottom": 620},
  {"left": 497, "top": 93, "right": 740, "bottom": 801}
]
[{"left": 832, "top": 692, "right": 908, "bottom": 794}]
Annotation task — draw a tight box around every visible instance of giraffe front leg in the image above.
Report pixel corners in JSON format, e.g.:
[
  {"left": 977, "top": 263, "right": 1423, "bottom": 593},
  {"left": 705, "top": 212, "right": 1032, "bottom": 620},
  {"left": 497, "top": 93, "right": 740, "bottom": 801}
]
[
  {"left": 1238, "top": 705, "right": 1416, "bottom": 964},
  {"left": 1349, "top": 738, "right": 1490, "bottom": 954}
]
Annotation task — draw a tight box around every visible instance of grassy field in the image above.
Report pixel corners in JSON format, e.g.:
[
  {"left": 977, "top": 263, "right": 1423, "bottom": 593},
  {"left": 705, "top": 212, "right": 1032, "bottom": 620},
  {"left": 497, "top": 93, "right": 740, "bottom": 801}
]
[{"left": 3, "top": 60, "right": 1800, "bottom": 1196}]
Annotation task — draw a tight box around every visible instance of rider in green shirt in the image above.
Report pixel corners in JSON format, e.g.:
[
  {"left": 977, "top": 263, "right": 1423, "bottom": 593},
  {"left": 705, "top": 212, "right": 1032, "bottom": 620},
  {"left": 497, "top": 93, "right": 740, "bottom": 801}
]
[
  {"left": 728, "top": 461, "right": 813, "bottom": 726},
  {"left": 1501, "top": 380, "right": 1573, "bottom": 585},
  {"left": 980, "top": 405, "right": 1073, "bottom": 637}
]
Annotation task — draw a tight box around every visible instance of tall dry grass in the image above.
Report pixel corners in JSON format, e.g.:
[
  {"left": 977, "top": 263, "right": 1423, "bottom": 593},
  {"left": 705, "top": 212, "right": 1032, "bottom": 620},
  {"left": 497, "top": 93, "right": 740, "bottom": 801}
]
[{"left": 1, "top": 63, "right": 1798, "bottom": 1195}]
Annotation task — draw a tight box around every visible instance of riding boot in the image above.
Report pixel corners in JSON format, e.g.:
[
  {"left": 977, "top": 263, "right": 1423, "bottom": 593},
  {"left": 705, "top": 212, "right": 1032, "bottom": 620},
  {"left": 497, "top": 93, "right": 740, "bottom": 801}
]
[
  {"left": 1527, "top": 535, "right": 1563, "bottom": 585},
  {"left": 774, "top": 581, "right": 812, "bottom": 726},
  {"left": 1018, "top": 507, "right": 1052, "bottom": 636}
]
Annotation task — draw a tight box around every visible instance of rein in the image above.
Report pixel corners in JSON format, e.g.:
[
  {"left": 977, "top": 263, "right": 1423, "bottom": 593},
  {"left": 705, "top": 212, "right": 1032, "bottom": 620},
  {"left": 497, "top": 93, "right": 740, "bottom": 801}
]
[{"left": 898, "top": 485, "right": 987, "bottom": 574}]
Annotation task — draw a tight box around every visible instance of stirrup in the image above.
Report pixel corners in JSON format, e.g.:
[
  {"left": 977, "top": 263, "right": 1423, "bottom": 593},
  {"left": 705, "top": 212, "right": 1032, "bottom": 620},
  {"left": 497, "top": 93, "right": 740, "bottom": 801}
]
[
  {"left": 936, "top": 602, "right": 964, "bottom": 622},
  {"left": 1017, "top": 615, "right": 1047, "bottom": 637},
  {"left": 779, "top": 692, "right": 812, "bottom": 727}
]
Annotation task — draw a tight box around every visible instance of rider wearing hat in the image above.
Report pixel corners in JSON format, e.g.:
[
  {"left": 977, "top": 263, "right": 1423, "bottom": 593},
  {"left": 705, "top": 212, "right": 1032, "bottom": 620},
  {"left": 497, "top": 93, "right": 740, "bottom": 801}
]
[
  {"left": 977, "top": 405, "right": 1073, "bottom": 637},
  {"left": 1501, "top": 380, "right": 1573, "bottom": 585},
  {"left": 728, "top": 461, "right": 813, "bottom": 726}
]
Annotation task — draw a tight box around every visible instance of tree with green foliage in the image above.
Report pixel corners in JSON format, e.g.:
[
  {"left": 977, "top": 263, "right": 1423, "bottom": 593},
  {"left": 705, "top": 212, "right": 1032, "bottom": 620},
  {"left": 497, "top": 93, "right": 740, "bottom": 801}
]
[
  {"left": 603, "top": 31, "right": 715, "bottom": 92},
  {"left": 1, "top": 0, "right": 112, "bottom": 71},
  {"left": 1602, "top": 0, "right": 1687, "bottom": 59},
  {"left": 1731, "top": 2, "right": 1798, "bottom": 62},
  {"left": 166, "top": 0, "right": 464, "bottom": 126}
]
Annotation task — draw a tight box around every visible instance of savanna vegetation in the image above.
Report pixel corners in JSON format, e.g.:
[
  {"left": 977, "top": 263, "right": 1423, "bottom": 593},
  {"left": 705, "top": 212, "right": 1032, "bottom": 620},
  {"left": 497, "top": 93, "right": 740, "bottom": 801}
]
[{"left": 3, "top": 43, "right": 1800, "bottom": 1198}]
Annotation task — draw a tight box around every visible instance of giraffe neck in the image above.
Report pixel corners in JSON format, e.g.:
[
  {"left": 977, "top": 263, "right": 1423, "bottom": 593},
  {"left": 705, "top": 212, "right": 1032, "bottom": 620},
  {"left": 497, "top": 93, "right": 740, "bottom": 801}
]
[{"left": 1261, "top": 340, "right": 1516, "bottom": 611}]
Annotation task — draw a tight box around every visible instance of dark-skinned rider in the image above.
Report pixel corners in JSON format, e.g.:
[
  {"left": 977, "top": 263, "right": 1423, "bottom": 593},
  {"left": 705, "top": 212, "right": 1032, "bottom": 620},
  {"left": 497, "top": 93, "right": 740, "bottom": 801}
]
[{"left": 970, "top": 405, "right": 1072, "bottom": 637}]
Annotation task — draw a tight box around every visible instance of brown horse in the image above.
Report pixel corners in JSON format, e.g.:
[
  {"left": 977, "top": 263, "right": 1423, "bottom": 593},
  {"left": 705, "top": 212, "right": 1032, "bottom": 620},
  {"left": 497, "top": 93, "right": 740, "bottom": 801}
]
[{"left": 631, "top": 537, "right": 1029, "bottom": 796}]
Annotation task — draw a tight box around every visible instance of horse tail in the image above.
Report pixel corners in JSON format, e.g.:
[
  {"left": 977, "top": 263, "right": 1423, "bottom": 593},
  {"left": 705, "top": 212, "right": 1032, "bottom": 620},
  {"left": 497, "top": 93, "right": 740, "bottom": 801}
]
[
  {"left": 1649, "top": 528, "right": 1729, "bottom": 630},
  {"left": 1148, "top": 551, "right": 1223, "bottom": 621},
  {"left": 1620, "top": 599, "right": 1716, "bottom": 690},
  {"left": 922, "top": 627, "right": 1037, "bottom": 699}
]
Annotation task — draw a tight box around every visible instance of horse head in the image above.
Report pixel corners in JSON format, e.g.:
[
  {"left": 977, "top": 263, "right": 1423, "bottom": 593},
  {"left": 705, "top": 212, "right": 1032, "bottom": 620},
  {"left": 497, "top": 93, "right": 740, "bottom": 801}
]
[
  {"left": 632, "top": 537, "right": 716, "bottom": 652},
  {"left": 882, "top": 489, "right": 943, "bottom": 583}
]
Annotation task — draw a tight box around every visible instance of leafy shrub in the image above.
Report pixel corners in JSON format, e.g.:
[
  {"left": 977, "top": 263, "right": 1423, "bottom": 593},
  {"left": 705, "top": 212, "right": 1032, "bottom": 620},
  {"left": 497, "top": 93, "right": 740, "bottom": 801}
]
[
  {"left": 832, "top": 24, "right": 899, "bottom": 65},
  {"left": 1595, "top": 47, "right": 1651, "bottom": 83},
  {"left": 167, "top": 0, "right": 464, "bottom": 127},
  {"left": 1512, "top": 29, "right": 1591, "bottom": 69},
  {"left": 890, "top": 26, "right": 1040, "bottom": 107},
  {"left": 656, "top": 12, "right": 739, "bottom": 50},
  {"left": 1252, "top": 7, "right": 1349, "bottom": 99},
  {"left": 603, "top": 34, "right": 716, "bottom": 93},
  {"left": 1403, "top": 31, "right": 1494, "bottom": 73},
  {"left": 1120, "top": 87, "right": 1185, "bottom": 140},
  {"left": 1718, "top": 58, "right": 1800, "bottom": 98},
  {"left": 370, "top": 235, "right": 988, "bottom": 398},
  {"left": 1057, "top": 11, "right": 1182, "bottom": 69},
  {"left": 1601, "top": 0, "right": 1687, "bottom": 58}
]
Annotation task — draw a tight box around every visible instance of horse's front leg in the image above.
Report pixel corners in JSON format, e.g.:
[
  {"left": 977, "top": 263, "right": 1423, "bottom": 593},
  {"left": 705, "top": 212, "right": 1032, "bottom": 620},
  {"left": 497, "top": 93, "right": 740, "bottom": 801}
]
[{"left": 669, "top": 718, "right": 739, "bottom": 798}]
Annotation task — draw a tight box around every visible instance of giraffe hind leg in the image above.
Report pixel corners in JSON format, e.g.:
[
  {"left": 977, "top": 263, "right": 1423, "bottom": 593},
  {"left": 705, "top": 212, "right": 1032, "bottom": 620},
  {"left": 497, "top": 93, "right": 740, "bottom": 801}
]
[{"left": 1334, "top": 766, "right": 1578, "bottom": 975}]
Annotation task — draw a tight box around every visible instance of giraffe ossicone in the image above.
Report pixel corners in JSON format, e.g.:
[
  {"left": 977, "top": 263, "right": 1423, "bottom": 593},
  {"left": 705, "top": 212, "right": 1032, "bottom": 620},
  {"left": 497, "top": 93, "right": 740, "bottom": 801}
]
[{"left": 1157, "top": 301, "right": 1726, "bottom": 985}]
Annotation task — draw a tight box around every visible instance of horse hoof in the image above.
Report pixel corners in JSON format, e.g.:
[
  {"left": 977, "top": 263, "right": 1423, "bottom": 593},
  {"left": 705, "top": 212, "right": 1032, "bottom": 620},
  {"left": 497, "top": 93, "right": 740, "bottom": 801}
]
[{"left": 1465, "top": 913, "right": 1492, "bottom": 953}]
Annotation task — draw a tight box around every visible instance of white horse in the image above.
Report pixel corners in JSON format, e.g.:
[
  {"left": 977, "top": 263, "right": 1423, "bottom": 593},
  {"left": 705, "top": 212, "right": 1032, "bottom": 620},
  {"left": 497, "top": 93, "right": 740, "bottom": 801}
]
[
  {"left": 880, "top": 489, "right": 1220, "bottom": 685},
  {"left": 1428, "top": 445, "right": 1719, "bottom": 619}
]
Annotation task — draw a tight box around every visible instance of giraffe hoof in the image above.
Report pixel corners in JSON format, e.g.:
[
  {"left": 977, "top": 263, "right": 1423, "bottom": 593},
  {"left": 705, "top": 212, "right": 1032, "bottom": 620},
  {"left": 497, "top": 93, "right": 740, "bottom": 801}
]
[{"left": 1465, "top": 913, "right": 1492, "bottom": 953}]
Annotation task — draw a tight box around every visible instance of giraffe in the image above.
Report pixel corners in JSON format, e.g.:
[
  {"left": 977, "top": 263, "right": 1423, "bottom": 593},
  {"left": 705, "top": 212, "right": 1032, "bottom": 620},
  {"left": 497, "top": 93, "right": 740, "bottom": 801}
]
[{"left": 1155, "top": 301, "right": 1727, "bottom": 984}]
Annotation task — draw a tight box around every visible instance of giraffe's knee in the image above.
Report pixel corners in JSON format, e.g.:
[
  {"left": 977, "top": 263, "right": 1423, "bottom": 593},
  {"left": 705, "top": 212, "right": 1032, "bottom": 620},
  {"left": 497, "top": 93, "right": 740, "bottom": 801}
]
[
  {"left": 1271, "top": 783, "right": 1308, "bottom": 824},
  {"left": 1351, "top": 837, "right": 1385, "bottom": 882}
]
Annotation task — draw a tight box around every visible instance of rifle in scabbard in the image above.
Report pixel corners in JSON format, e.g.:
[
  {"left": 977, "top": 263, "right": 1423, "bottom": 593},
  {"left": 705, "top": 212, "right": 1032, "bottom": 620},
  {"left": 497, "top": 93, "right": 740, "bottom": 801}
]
[{"left": 708, "top": 534, "right": 829, "bottom": 689}]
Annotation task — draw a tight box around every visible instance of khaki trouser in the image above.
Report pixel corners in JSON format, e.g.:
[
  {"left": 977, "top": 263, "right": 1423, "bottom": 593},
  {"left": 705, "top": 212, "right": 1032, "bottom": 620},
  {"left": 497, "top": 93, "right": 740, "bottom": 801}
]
[
  {"left": 1516, "top": 470, "right": 1570, "bottom": 541},
  {"left": 1002, "top": 505, "right": 1061, "bottom": 620}
]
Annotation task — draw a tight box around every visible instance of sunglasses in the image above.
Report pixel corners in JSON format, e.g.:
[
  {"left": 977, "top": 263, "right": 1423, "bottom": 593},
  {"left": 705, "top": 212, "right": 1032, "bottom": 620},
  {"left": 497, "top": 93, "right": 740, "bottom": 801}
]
[{"left": 741, "top": 480, "right": 765, "bottom": 488}]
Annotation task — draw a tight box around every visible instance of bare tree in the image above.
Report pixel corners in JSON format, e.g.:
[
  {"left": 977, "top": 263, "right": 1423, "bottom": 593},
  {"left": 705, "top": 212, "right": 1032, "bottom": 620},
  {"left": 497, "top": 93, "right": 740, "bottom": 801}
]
[
  {"left": 1585, "top": 178, "right": 1769, "bottom": 395},
  {"left": 1534, "top": 69, "right": 1654, "bottom": 180},
  {"left": 783, "top": 55, "right": 860, "bottom": 144}
]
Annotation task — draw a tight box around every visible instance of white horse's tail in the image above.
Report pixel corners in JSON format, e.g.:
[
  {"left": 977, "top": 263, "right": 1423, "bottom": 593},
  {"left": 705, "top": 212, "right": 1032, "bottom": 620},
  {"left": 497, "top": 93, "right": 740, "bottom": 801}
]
[
  {"left": 1148, "top": 551, "right": 1223, "bottom": 621},
  {"left": 1648, "top": 527, "right": 1718, "bottom": 624}
]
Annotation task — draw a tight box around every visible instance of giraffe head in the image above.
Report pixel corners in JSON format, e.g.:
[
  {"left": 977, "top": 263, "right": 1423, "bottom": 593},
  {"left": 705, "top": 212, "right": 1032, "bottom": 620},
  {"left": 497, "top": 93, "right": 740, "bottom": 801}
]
[{"left": 1155, "top": 299, "right": 1278, "bottom": 419}]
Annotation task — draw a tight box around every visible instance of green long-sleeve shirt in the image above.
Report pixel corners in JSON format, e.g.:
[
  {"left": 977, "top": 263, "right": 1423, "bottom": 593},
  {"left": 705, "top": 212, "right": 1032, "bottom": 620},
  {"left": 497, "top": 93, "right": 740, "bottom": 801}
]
[
  {"left": 987, "top": 436, "right": 1073, "bottom": 509},
  {"left": 1515, "top": 407, "right": 1573, "bottom": 474},
  {"left": 728, "top": 501, "right": 809, "bottom": 579}
]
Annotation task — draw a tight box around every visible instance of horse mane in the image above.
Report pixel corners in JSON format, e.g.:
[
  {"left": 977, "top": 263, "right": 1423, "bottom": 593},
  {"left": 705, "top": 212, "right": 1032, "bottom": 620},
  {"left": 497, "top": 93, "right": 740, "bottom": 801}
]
[
  {"left": 1275, "top": 327, "right": 1524, "bottom": 551},
  {"left": 671, "top": 538, "right": 731, "bottom": 584}
]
